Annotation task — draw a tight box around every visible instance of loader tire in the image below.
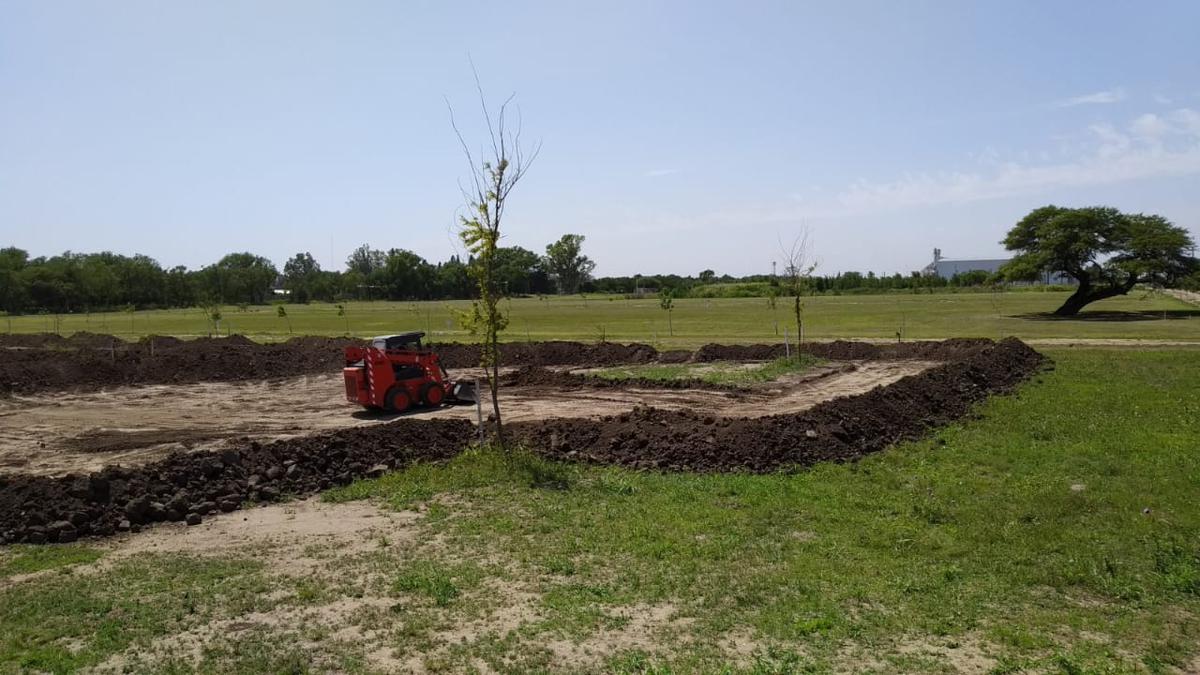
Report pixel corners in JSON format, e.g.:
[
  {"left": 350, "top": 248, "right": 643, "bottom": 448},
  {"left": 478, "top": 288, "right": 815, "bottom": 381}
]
[
  {"left": 385, "top": 388, "right": 411, "bottom": 413},
  {"left": 421, "top": 383, "right": 446, "bottom": 407}
]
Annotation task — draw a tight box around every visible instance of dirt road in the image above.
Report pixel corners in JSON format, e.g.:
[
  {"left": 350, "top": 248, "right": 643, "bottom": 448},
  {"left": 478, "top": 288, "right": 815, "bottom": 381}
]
[{"left": 0, "top": 361, "right": 934, "bottom": 476}]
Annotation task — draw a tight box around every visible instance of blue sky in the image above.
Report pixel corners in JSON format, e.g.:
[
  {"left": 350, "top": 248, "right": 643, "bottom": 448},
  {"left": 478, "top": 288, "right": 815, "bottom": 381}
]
[{"left": 2, "top": 1, "right": 1198, "bottom": 277}]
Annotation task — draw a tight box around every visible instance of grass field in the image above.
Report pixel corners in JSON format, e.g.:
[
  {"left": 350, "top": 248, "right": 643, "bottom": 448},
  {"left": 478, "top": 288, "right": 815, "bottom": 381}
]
[
  {"left": 2, "top": 295, "right": 1199, "bottom": 672},
  {"left": 2, "top": 349, "right": 1198, "bottom": 672},
  {"left": 4, "top": 290, "right": 1200, "bottom": 346}
]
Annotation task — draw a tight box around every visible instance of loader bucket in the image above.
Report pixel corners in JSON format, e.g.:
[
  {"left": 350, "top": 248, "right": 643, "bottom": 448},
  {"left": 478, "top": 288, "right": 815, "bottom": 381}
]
[{"left": 451, "top": 381, "right": 478, "bottom": 404}]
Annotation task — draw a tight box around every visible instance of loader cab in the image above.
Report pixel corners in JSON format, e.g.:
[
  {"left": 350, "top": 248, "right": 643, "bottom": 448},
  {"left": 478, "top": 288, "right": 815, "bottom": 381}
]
[{"left": 372, "top": 332, "right": 425, "bottom": 352}]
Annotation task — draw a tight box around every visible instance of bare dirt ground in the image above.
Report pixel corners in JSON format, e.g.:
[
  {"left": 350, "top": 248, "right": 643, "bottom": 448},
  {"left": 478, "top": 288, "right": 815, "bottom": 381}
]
[
  {"left": 0, "top": 361, "right": 934, "bottom": 477},
  {"left": 16, "top": 497, "right": 753, "bottom": 673}
]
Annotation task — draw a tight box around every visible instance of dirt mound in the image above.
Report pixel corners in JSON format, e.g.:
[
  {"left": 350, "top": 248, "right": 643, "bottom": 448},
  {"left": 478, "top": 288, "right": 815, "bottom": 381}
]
[
  {"left": 64, "top": 331, "right": 125, "bottom": 349},
  {"left": 509, "top": 338, "right": 1046, "bottom": 473},
  {"left": 0, "top": 332, "right": 72, "bottom": 349},
  {"left": 0, "top": 335, "right": 363, "bottom": 395},
  {"left": 884, "top": 337, "right": 996, "bottom": 360},
  {"left": 498, "top": 366, "right": 749, "bottom": 392},
  {"left": 690, "top": 340, "right": 883, "bottom": 362},
  {"left": 0, "top": 337, "right": 661, "bottom": 395},
  {"left": 138, "top": 334, "right": 185, "bottom": 348},
  {"left": 432, "top": 341, "right": 659, "bottom": 369},
  {"left": 0, "top": 332, "right": 1001, "bottom": 399},
  {"left": 690, "top": 338, "right": 995, "bottom": 363},
  {"left": 0, "top": 418, "right": 472, "bottom": 544},
  {"left": 0, "top": 338, "right": 1046, "bottom": 544}
]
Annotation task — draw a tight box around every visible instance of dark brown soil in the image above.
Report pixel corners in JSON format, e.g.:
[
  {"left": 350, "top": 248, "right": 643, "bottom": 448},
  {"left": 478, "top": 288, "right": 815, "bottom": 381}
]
[
  {"left": 498, "top": 366, "right": 751, "bottom": 392},
  {"left": 430, "top": 340, "right": 660, "bottom": 369},
  {"left": 0, "top": 334, "right": 662, "bottom": 395},
  {"left": 0, "top": 335, "right": 360, "bottom": 395},
  {"left": 509, "top": 338, "right": 1045, "bottom": 472},
  {"left": 692, "top": 337, "right": 995, "bottom": 362},
  {"left": 0, "top": 333, "right": 999, "bottom": 397},
  {"left": 0, "top": 338, "right": 1047, "bottom": 544},
  {"left": 0, "top": 418, "right": 473, "bottom": 544}
]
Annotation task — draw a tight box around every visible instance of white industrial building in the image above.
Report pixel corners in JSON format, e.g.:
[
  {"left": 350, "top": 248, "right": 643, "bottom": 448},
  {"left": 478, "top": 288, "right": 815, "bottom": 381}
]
[{"left": 921, "top": 249, "right": 1073, "bottom": 284}]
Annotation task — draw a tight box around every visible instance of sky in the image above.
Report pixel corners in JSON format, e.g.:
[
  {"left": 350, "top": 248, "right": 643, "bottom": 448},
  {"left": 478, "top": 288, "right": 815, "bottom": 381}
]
[{"left": 1, "top": 0, "right": 1198, "bottom": 277}]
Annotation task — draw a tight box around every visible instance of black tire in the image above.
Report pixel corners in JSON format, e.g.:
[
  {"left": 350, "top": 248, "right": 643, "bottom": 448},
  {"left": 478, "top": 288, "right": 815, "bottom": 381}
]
[
  {"left": 385, "top": 387, "right": 411, "bottom": 413},
  {"left": 420, "top": 383, "right": 446, "bottom": 407}
]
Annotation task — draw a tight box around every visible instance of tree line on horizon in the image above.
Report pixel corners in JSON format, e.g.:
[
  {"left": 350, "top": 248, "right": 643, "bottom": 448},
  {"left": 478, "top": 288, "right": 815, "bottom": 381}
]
[
  {"left": 4, "top": 213, "right": 1197, "bottom": 316},
  {"left": 0, "top": 243, "right": 1025, "bottom": 317},
  {"left": 0, "top": 235, "right": 599, "bottom": 315}
]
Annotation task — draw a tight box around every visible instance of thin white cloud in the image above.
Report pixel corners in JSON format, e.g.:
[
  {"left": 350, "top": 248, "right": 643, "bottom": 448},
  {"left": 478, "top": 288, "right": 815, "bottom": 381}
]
[
  {"left": 623, "top": 109, "right": 1200, "bottom": 239},
  {"left": 1154, "top": 93, "right": 1174, "bottom": 105},
  {"left": 644, "top": 168, "right": 679, "bottom": 178},
  {"left": 832, "top": 109, "right": 1200, "bottom": 214},
  {"left": 1053, "top": 88, "right": 1125, "bottom": 108}
]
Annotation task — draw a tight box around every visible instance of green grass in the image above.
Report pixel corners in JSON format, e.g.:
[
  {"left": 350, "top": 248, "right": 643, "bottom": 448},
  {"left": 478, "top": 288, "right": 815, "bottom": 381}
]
[
  {"left": 4, "top": 290, "right": 1199, "bottom": 346},
  {"left": 0, "top": 555, "right": 272, "bottom": 673},
  {"left": 1, "top": 349, "right": 1198, "bottom": 671},
  {"left": 393, "top": 560, "right": 480, "bottom": 607},
  {"left": 0, "top": 545, "right": 103, "bottom": 579},
  {"left": 3, "top": 295, "right": 1200, "bottom": 671},
  {"left": 593, "top": 355, "right": 825, "bottom": 386},
  {"left": 318, "top": 348, "right": 1200, "bottom": 672}
]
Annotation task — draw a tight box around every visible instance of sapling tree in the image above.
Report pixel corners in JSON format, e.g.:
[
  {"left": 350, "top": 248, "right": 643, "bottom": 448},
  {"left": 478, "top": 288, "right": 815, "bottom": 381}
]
[
  {"left": 206, "top": 305, "right": 222, "bottom": 336},
  {"left": 276, "top": 305, "right": 292, "bottom": 333},
  {"left": 336, "top": 304, "right": 349, "bottom": 335},
  {"left": 658, "top": 287, "right": 675, "bottom": 336},
  {"left": 449, "top": 69, "right": 539, "bottom": 445},
  {"left": 779, "top": 230, "right": 817, "bottom": 345}
]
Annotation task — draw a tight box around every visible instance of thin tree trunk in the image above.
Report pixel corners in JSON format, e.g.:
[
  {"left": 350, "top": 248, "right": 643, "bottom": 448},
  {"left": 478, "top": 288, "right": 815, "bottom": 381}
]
[
  {"left": 490, "top": 325, "right": 503, "bottom": 444},
  {"left": 793, "top": 295, "right": 802, "bottom": 345}
]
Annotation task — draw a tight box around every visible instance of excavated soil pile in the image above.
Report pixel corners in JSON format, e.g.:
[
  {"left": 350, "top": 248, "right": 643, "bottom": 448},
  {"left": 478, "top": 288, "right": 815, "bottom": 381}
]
[
  {"left": 0, "top": 334, "right": 361, "bottom": 395},
  {"left": 0, "top": 333, "right": 995, "bottom": 396},
  {"left": 692, "top": 337, "right": 995, "bottom": 363},
  {"left": 498, "top": 366, "right": 750, "bottom": 392},
  {"left": 0, "top": 334, "right": 661, "bottom": 395},
  {"left": 0, "top": 418, "right": 472, "bottom": 544},
  {"left": 0, "top": 338, "right": 1045, "bottom": 544},
  {"left": 430, "top": 340, "right": 659, "bottom": 369},
  {"left": 510, "top": 338, "right": 1045, "bottom": 473}
]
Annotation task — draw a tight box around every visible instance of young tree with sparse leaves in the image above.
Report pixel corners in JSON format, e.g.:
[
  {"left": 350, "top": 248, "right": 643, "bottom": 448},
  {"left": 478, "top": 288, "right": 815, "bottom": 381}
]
[
  {"left": 449, "top": 72, "right": 539, "bottom": 444},
  {"left": 658, "top": 287, "right": 675, "bottom": 336},
  {"left": 779, "top": 230, "right": 817, "bottom": 345}
]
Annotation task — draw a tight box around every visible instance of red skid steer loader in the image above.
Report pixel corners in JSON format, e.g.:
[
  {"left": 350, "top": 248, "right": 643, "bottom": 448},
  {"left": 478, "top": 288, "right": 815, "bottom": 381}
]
[{"left": 342, "top": 332, "right": 476, "bottom": 413}]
